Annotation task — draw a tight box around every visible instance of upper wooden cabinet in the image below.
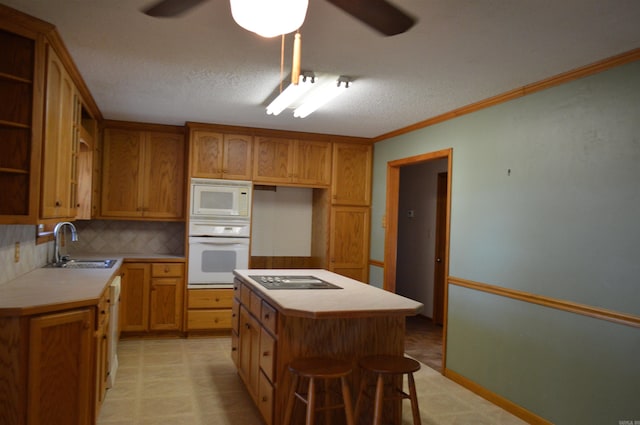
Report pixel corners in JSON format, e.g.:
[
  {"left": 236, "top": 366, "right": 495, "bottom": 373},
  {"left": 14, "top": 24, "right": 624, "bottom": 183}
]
[
  {"left": 40, "top": 46, "right": 80, "bottom": 220},
  {"left": 101, "top": 125, "right": 186, "bottom": 220},
  {"left": 331, "top": 142, "right": 372, "bottom": 206},
  {"left": 0, "top": 22, "right": 44, "bottom": 223},
  {"left": 253, "top": 136, "right": 331, "bottom": 186},
  {"left": 189, "top": 129, "right": 253, "bottom": 180}
]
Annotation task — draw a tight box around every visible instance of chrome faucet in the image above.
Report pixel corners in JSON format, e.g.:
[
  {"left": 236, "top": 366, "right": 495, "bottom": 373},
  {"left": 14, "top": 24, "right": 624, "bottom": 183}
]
[{"left": 53, "top": 221, "right": 78, "bottom": 265}]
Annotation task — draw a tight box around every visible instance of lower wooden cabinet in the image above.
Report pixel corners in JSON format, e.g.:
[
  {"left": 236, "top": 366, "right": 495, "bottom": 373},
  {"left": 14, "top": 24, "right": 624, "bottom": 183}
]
[
  {"left": 186, "top": 288, "right": 234, "bottom": 331},
  {"left": 120, "top": 261, "right": 185, "bottom": 334},
  {"left": 234, "top": 279, "right": 277, "bottom": 425},
  {"left": 95, "top": 287, "right": 111, "bottom": 411},
  {"left": 329, "top": 205, "right": 371, "bottom": 282},
  {"left": 21, "top": 308, "right": 94, "bottom": 425}
]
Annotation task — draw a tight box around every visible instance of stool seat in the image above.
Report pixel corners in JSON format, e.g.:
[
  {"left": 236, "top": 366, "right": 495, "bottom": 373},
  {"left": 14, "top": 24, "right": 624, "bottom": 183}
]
[
  {"left": 355, "top": 355, "right": 422, "bottom": 425},
  {"left": 284, "top": 357, "right": 356, "bottom": 425},
  {"left": 358, "top": 355, "right": 421, "bottom": 375}
]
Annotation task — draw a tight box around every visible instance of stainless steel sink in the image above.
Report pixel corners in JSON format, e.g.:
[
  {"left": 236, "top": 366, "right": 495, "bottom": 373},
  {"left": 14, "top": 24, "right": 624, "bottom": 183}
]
[{"left": 46, "top": 259, "right": 117, "bottom": 269}]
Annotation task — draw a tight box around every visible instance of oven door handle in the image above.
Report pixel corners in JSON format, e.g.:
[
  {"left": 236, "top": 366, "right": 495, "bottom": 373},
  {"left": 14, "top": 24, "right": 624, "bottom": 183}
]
[{"left": 191, "top": 240, "right": 248, "bottom": 246}]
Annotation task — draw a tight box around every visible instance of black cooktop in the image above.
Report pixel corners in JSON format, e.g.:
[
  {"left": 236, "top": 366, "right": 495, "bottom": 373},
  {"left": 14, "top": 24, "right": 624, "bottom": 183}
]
[{"left": 250, "top": 275, "right": 342, "bottom": 290}]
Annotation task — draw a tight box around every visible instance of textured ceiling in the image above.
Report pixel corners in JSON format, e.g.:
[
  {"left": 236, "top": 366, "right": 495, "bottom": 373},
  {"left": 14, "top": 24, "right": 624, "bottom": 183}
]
[{"left": 3, "top": 0, "right": 640, "bottom": 138}]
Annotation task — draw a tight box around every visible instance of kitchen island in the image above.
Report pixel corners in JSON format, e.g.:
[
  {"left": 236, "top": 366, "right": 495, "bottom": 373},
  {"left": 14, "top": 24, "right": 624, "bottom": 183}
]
[{"left": 232, "top": 269, "right": 423, "bottom": 425}]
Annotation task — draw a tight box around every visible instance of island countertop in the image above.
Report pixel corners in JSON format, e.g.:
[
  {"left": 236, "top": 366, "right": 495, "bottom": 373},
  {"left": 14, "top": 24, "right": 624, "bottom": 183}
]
[{"left": 234, "top": 269, "right": 423, "bottom": 319}]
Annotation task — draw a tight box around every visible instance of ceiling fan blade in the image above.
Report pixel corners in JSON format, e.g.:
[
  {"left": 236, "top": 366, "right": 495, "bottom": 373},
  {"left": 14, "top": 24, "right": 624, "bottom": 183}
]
[
  {"left": 142, "top": 0, "right": 209, "bottom": 17},
  {"left": 325, "top": 0, "right": 416, "bottom": 36}
]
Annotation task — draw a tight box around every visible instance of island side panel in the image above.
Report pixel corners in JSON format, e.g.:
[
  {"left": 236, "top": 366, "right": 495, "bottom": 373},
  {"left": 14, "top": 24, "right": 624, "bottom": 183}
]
[{"left": 275, "top": 314, "right": 405, "bottom": 425}]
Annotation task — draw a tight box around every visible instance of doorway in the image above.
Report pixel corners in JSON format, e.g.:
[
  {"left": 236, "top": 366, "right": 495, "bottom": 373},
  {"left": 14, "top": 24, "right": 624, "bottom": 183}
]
[{"left": 384, "top": 148, "right": 452, "bottom": 372}]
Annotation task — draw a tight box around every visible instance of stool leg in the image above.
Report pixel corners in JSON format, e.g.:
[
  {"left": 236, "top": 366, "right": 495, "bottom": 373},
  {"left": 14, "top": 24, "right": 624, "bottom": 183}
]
[
  {"left": 307, "top": 377, "right": 317, "bottom": 425},
  {"left": 408, "top": 372, "right": 422, "bottom": 425},
  {"left": 324, "top": 378, "right": 331, "bottom": 425},
  {"left": 354, "top": 372, "right": 367, "bottom": 421},
  {"left": 373, "top": 374, "right": 384, "bottom": 425},
  {"left": 340, "top": 376, "right": 355, "bottom": 425},
  {"left": 284, "top": 374, "right": 299, "bottom": 425}
]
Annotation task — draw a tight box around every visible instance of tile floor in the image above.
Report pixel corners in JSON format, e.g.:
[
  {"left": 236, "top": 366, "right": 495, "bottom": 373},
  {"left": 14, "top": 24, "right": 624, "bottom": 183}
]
[{"left": 98, "top": 337, "right": 527, "bottom": 425}]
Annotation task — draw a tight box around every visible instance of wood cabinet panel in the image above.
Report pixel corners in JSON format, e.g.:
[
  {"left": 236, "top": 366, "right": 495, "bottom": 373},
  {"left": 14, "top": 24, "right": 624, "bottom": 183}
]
[
  {"left": 331, "top": 142, "right": 372, "bottom": 206},
  {"left": 40, "top": 46, "right": 79, "bottom": 219},
  {"left": 101, "top": 127, "right": 185, "bottom": 220},
  {"left": 101, "top": 128, "right": 144, "bottom": 217},
  {"left": 119, "top": 263, "right": 150, "bottom": 332},
  {"left": 189, "top": 129, "right": 252, "bottom": 180},
  {"left": 144, "top": 131, "right": 185, "bottom": 218},
  {"left": 329, "top": 206, "right": 371, "bottom": 282},
  {"left": 121, "top": 262, "right": 184, "bottom": 334},
  {"left": 295, "top": 139, "right": 331, "bottom": 185},
  {"left": 28, "top": 308, "right": 93, "bottom": 425},
  {"left": 252, "top": 137, "right": 331, "bottom": 186},
  {"left": 149, "top": 277, "right": 183, "bottom": 331},
  {"left": 253, "top": 136, "right": 294, "bottom": 183}
]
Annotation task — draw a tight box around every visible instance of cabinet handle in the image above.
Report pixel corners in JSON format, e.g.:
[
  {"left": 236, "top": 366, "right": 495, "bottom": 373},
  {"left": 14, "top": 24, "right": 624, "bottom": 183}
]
[
  {"left": 101, "top": 310, "right": 106, "bottom": 315},
  {"left": 215, "top": 298, "right": 220, "bottom": 302},
  {"left": 245, "top": 323, "right": 250, "bottom": 329},
  {"left": 264, "top": 313, "right": 270, "bottom": 320},
  {"left": 164, "top": 266, "right": 170, "bottom": 273},
  {"left": 55, "top": 201, "right": 61, "bottom": 207},
  {"left": 231, "top": 347, "right": 237, "bottom": 351},
  {"left": 261, "top": 396, "right": 268, "bottom": 402},
  {"left": 103, "top": 335, "right": 107, "bottom": 340},
  {"left": 262, "top": 351, "right": 270, "bottom": 357}
]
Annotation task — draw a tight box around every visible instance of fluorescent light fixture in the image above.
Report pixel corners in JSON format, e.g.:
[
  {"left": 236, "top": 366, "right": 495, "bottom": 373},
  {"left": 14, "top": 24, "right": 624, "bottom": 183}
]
[
  {"left": 293, "top": 77, "right": 350, "bottom": 118},
  {"left": 266, "top": 74, "right": 315, "bottom": 116},
  {"left": 229, "top": 0, "right": 309, "bottom": 38}
]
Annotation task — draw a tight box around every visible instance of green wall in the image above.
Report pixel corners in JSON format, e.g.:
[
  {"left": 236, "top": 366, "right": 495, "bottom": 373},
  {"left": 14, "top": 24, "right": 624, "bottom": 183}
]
[{"left": 371, "top": 60, "right": 640, "bottom": 423}]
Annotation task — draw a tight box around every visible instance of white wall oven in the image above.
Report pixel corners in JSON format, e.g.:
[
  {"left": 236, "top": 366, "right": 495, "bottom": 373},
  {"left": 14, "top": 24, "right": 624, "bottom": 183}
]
[{"left": 188, "top": 179, "right": 252, "bottom": 288}]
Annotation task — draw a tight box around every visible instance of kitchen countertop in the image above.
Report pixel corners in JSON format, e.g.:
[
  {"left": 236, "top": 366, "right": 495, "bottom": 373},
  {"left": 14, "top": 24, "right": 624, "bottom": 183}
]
[
  {"left": 234, "top": 269, "right": 423, "bottom": 319},
  {"left": 0, "top": 254, "right": 185, "bottom": 317}
]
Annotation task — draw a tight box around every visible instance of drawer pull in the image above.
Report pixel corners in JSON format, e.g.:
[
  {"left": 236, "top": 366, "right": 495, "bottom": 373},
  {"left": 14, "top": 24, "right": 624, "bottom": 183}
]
[
  {"left": 264, "top": 313, "right": 270, "bottom": 319},
  {"left": 261, "top": 396, "right": 268, "bottom": 402},
  {"left": 262, "top": 351, "right": 270, "bottom": 357}
]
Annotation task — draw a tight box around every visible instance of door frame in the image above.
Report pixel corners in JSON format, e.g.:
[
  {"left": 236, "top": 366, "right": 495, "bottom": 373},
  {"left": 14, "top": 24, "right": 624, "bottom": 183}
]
[{"left": 383, "top": 147, "right": 452, "bottom": 371}]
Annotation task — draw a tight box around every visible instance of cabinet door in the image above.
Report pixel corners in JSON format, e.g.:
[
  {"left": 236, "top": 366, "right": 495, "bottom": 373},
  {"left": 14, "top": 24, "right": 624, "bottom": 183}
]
[
  {"left": 190, "top": 130, "right": 224, "bottom": 178},
  {"left": 223, "top": 134, "right": 253, "bottom": 180},
  {"left": 41, "top": 47, "right": 77, "bottom": 219},
  {"left": 28, "top": 308, "right": 93, "bottom": 425},
  {"left": 149, "top": 277, "right": 183, "bottom": 331},
  {"left": 329, "top": 206, "right": 371, "bottom": 282},
  {"left": 120, "top": 263, "right": 150, "bottom": 332},
  {"left": 331, "top": 143, "right": 372, "bottom": 206},
  {"left": 101, "top": 128, "right": 144, "bottom": 217},
  {"left": 238, "top": 305, "right": 261, "bottom": 400},
  {"left": 295, "top": 140, "right": 331, "bottom": 186},
  {"left": 143, "top": 131, "right": 185, "bottom": 219},
  {"left": 253, "top": 136, "right": 294, "bottom": 183}
]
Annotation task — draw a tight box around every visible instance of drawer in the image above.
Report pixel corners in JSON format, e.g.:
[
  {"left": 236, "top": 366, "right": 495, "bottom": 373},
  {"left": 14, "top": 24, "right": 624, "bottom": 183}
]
[
  {"left": 151, "top": 263, "right": 184, "bottom": 278},
  {"left": 250, "top": 290, "right": 262, "bottom": 318},
  {"left": 261, "top": 301, "right": 277, "bottom": 336},
  {"left": 259, "top": 327, "right": 276, "bottom": 382},
  {"left": 240, "top": 283, "right": 252, "bottom": 307},
  {"left": 187, "top": 309, "right": 232, "bottom": 330},
  {"left": 231, "top": 330, "right": 239, "bottom": 367},
  {"left": 258, "top": 369, "right": 274, "bottom": 425},
  {"left": 188, "top": 289, "right": 233, "bottom": 309},
  {"left": 232, "top": 297, "right": 240, "bottom": 333}
]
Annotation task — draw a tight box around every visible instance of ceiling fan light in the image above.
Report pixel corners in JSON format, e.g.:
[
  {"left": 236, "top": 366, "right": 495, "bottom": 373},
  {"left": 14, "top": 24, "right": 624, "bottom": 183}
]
[{"left": 230, "top": 0, "right": 309, "bottom": 38}]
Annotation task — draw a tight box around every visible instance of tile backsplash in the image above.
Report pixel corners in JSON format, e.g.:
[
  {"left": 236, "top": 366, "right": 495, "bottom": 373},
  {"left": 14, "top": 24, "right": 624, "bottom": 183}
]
[
  {"left": 0, "top": 220, "right": 184, "bottom": 286},
  {"left": 0, "top": 225, "right": 51, "bottom": 285},
  {"left": 68, "top": 220, "right": 185, "bottom": 256}
]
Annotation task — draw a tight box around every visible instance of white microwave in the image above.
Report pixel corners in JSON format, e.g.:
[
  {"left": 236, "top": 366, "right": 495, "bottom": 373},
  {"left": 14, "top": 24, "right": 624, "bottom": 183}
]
[{"left": 190, "top": 178, "right": 252, "bottom": 219}]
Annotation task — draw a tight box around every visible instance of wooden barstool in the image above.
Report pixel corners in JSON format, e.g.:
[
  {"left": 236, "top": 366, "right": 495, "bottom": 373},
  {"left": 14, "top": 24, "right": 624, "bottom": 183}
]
[
  {"left": 283, "top": 357, "right": 356, "bottom": 425},
  {"left": 354, "top": 355, "right": 422, "bottom": 425}
]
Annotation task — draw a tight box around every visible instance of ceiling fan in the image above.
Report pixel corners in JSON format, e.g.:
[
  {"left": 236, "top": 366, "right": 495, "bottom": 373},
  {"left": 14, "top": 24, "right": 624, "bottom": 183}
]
[{"left": 142, "top": 0, "right": 417, "bottom": 37}]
